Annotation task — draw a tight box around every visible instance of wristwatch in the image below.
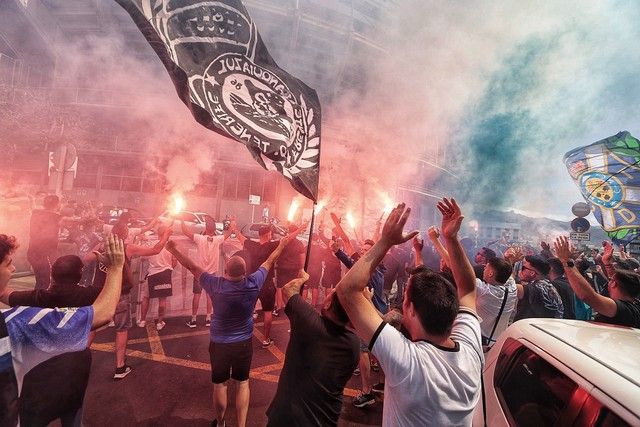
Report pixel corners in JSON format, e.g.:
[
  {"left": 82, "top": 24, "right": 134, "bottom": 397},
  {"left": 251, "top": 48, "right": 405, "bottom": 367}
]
[{"left": 564, "top": 260, "right": 575, "bottom": 268}]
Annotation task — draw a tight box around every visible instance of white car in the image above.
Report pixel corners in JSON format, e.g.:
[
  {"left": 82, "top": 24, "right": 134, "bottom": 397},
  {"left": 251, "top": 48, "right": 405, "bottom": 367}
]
[
  {"left": 475, "top": 319, "right": 640, "bottom": 426},
  {"left": 158, "top": 211, "right": 224, "bottom": 235}
]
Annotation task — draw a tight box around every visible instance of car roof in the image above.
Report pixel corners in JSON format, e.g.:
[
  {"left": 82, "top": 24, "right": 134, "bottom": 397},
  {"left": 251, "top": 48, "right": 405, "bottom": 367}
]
[{"left": 506, "top": 319, "right": 640, "bottom": 416}]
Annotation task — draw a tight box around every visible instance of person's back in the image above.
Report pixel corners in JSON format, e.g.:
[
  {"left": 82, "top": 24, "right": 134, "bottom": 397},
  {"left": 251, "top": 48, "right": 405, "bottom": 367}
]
[
  {"left": 375, "top": 310, "right": 482, "bottom": 426},
  {"left": 203, "top": 267, "right": 267, "bottom": 343},
  {"left": 267, "top": 294, "right": 359, "bottom": 426},
  {"left": 475, "top": 257, "right": 517, "bottom": 345}
]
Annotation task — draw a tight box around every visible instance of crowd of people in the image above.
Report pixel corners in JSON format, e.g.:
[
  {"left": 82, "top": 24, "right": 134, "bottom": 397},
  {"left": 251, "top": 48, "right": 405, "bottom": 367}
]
[{"left": 1, "top": 194, "right": 640, "bottom": 426}]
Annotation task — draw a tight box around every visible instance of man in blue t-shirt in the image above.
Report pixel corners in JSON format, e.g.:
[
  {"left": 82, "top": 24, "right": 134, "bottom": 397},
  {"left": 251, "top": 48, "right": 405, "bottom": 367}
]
[
  {"left": 0, "top": 233, "right": 126, "bottom": 426},
  {"left": 166, "top": 227, "right": 301, "bottom": 427}
]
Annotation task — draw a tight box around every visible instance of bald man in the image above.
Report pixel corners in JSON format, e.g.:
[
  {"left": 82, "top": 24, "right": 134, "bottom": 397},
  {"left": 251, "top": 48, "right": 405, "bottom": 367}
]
[{"left": 166, "top": 232, "right": 295, "bottom": 427}]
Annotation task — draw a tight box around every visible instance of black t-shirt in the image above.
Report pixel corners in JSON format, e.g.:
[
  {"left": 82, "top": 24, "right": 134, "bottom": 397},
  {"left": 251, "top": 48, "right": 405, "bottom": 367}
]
[
  {"left": 306, "top": 241, "right": 324, "bottom": 277},
  {"left": 276, "top": 239, "right": 305, "bottom": 271},
  {"left": 28, "top": 209, "right": 61, "bottom": 253},
  {"left": 551, "top": 277, "right": 577, "bottom": 320},
  {"left": 266, "top": 295, "right": 359, "bottom": 426},
  {"left": 243, "top": 240, "right": 278, "bottom": 284},
  {"left": 92, "top": 248, "right": 134, "bottom": 295},
  {"left": 9, "top": 286, "right": 100, "bottom": 308},
  {"left": 595, "top": 298, "right": 640, "bottom": 328},
  {"left": 514, "top": 280, "right": 564, "bottom": 321}
]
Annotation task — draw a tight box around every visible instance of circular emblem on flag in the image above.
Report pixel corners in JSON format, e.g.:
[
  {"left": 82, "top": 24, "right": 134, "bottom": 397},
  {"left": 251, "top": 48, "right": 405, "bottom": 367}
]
[
  {"left": 579, "top": 171, "right": 623, "bottom": 209},
  {"left": 197, "top": 53, "right": 319, "bottom": 179}
]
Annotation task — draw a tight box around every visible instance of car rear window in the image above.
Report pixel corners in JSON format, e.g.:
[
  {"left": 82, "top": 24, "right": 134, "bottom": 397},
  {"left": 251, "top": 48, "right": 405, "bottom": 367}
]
[{"left": 497, "top": 347, "right": 578, "bottom": 426}]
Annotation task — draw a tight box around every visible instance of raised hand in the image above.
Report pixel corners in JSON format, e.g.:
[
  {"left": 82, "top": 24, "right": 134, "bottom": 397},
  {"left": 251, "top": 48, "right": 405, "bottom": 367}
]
[
  {"left": 412, "top": 235, "right": 424, "bottom": 252},
  {"left": 602, "top": 241, "right": 614, "bottom": 264},
  {"left": 427, "top": 226, "right": 440, "bottom": 241},
  {"left": 437, "top": 198, "right": 464, "bottom": 239},
  {"left": 553, "top": 236, "right": 573, "bottom": 262},
  {"left": 541, "top": 241, "right": 551, "bottom": 251},
  {"left": 104, "top": 234, "right": 125, "bottom": 268},
  {"left": 380, "top": 203, "right": 419, "bottom": 246}
]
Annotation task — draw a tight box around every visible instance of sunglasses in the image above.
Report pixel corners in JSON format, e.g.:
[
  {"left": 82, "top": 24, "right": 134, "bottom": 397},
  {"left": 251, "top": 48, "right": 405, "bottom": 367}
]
[{"left": 521, "top": 264, "right": 534, "bottom": 273}]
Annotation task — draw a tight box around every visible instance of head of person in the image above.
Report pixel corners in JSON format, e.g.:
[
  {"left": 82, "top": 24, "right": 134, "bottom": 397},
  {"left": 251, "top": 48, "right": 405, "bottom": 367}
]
[
  {"left": 111, "top": 222, "right": 129, "bottom": 241},
  {"left": 359, "top": 239, "right": 375, "bottom": 256},
  {"left": 320, "top": 289, "right": 350, "bottom": 327},
  {"left": 610, "top": 269, "right": 640, "bottom": 299},
  {"left": 0, "top": 235, "right": 18, "bottom": 291},
  {"left": 519, "top": 255, "right": 550, "bottom": 282},
  {"left": 475, "top": 247, "right": 496, "bottom": 264},
  {"left": 483, "top": 257, "right": 513, "bottom": 285},
  {"left": 547, "top": 258, "right": 564, "bottom": 280},
  {"left": 402, "top": 271, "right": 459, "bottom": 339},
  {"left": 205, "top": 216, "right": 217, "bottom": 234},
  {"left": 43, "top": 194, "right": 60, "bottom": 211},
  {"left": 51, "top": 255, "right": 84, "bottom": 288},
  {"left": 224, "top": 255, "right": 246, "bottom": 280},
  {"left": 258, "top": 225, "right": 272, "bottom": 241}
]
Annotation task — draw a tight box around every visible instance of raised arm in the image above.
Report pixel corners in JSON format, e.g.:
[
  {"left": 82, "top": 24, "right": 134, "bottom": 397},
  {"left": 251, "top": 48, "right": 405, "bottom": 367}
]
[
  {"left": 165, "top": 239, "right": 205, "bottom": 283},
  {"left": 181, "top": 220, "right": 195, "bottom": 241},
  {"left": 601, "top": 241, "right": 617, "bottom": 280},
  {"left": 91, "top": 235, "right": 125, "bottom": 329},
  {"left": 126, "top": 228, "right": 172, "bottom": 258},
  {"left": 282, "top": 270, "right": 310, "bottom": 305},
  {"left": 412, "top": 235, "right": 424, "bottom": 267},
  {"left": 139, "top": 215, "right": 160, "bottom": 234},
  {"left": 336, "top": 204, "right": 418, "bottom": 343},
  {"left": 438, "top": 198, "right": 477, "bottom": 311},
  {"left": 427, "top": 225, "right": 450, "bottom": 267},
  {"left": 555, "top": 236, "right": 617, "bottom": 317}
]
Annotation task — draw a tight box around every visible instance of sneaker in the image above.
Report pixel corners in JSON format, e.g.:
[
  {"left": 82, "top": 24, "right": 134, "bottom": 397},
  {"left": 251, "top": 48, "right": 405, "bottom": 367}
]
[
  {"left": 371, "top": 360, "right": 380, "bottom": 372},
  {"left": 186, "top": 319, "right": 197, "bottom": 328},
  {"left": 155, "top": 320, "right": 166, "bottom": 331},
  {"left": 372, "top": 382, "right": 385, "bottom": 394},
  {"left": 136, "top": 320, "right": 146, "bottom": 328},
  {"left": 211, "top": 419, "right": 225, "bottom": 427},
  {"left": 205, "top": 318, "right": 211, "bottom": 327},
  {"left": 261, "top": 338, "right": 273, "bottom": 348},
  {"left": 113, "top": 365, "right": 132, "bottom": 380},
  {"left": 108, "top": 320, "right": 115, "bottom": 327},
  {"left": 353, "top": 392, "right": 375, "bottom": 408},
  {"left": 271, "top": 308, "right": 279, "bottom": 317},
  {"left": 353, "top": 367, "right": 360, "bottom": 376}
]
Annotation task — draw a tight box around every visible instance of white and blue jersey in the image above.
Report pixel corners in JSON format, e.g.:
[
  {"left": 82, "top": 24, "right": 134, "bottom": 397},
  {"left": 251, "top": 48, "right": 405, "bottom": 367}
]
[{"left": 1, "top": 306, "right": 93, "bottom": 396}]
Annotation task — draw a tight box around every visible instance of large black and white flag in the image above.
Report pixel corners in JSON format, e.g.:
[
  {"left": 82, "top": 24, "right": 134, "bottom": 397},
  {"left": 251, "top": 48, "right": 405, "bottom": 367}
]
[{"left": 115, "top": 0, "right": 321, "bottom": 201}]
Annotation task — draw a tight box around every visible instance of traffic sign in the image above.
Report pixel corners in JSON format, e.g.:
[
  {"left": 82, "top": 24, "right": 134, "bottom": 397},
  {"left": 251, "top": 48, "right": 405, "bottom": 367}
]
[
  {"left": 249, "top": 194, "right": 261, "bottom": 205},
  {"left": 571, "top": 202, "right": 591, "bottom": 218},
  {"left": 571, "top": 217, "right": 590, "bottom": 232},
  {"left": 570, "top": 232, "right": 590, "bottom": 241}
]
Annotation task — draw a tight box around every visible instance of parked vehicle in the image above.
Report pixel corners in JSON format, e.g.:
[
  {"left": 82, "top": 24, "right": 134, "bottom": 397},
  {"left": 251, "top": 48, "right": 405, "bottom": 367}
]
[
  {"left": 158, "top": 211, "right": 223, "bottom": 235},
  {"left": 475, "top": 319, "right": 640, "bottom": 426}
]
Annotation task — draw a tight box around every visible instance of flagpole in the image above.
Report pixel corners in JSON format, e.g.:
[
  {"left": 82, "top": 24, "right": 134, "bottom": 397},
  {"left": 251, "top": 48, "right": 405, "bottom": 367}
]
[{"left": 301, "top": 202, "right": 317, "bottom": 294}]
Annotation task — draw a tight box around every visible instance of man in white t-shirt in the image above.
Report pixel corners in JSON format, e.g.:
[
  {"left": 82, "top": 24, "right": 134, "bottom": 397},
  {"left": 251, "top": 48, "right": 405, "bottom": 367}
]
[
  {"left": 476, "top": 257, "right": 517, "bottom": 347},
  {"left": 336, "top": 199, "right": 483, "bottom": 426},
  {"left": 182, "top": 217, "right": 231, "bottom": 328},
  {"left": 139, "top": 225, "right": 177, "bottom": 331}
]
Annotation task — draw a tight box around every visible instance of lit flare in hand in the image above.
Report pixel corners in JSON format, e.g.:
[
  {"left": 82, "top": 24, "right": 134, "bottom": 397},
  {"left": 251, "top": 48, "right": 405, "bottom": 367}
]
[
  {"left": 287, "top": 199, "right": 300, "bottom": 222},
  {"left": 346, "top": 211, "right": 356, "bottom": 229},
  {"left": 170, "top": 194, "right": 185, "bottom": 216},
  {"left": 314, "top": 200, "right": 326, "bottom": 215}
]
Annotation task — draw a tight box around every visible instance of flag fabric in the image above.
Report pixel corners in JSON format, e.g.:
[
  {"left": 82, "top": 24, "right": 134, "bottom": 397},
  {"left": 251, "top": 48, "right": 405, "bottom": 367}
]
[
  {"left": 115, "top": 0, "right": 321, "bottom": 201},
  {"left": 564, "top": 131, "right": 640, "bottom": 244}
]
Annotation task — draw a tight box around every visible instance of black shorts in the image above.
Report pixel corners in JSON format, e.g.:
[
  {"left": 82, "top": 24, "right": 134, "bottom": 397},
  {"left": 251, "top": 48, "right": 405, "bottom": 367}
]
[
  {"left": 148, "top": 269, "right": 173, "bottom": 298},
  {"left": 276, "top": 268, "right": 299, "bottom": 288},
  {"left": 258, "top": 280, "right": 276, "bottom": 312},
  {"left": 209, "top": 339, "right": 253, "bottom": 383}
]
